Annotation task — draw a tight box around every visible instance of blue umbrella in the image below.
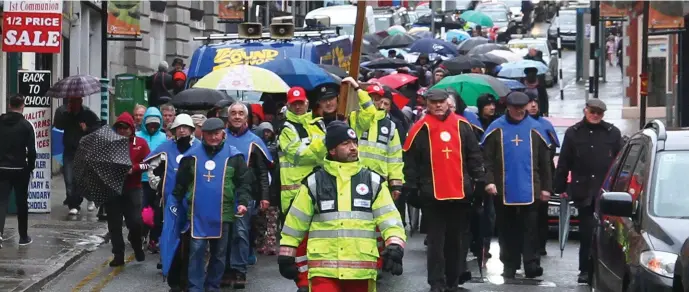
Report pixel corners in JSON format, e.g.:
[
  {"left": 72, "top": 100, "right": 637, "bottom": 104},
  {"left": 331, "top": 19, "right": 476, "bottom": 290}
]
[
  {"left": 408, "top": 38, "right": 458, "bottom": 57},
  {"left": 258, "top": 58, "right": 337, "bottom": 91},
  {"left": 445, "top": 29, "right": 471, "bottom": 42},
  {"left": 497, "top": 78, "right": 526, "bottom": 90},
  {"left": 497, "top": 60, "right": 549, "bottom": 78},
  {"left": 410, "top": 30, "right": 434, "bottom": 39}
]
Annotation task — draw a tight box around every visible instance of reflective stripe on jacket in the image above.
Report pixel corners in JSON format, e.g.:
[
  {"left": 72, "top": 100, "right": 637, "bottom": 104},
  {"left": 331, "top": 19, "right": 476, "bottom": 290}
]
[
  {"left": 279, "top": 159, "right": 406, "bottom": 281},
  {"left": 350, "top": 110, "right": 404, "bottom": 184}
]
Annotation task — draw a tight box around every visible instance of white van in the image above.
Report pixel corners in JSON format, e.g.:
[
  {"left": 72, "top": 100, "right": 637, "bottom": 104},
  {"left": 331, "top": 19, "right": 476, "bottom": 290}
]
[{"left": 304, "top": 5, "right": 377, "bottom": 35}]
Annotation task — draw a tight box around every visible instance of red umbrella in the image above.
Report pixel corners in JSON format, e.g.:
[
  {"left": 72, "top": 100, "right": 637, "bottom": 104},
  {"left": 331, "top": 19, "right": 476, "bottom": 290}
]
[
  {"left": 377, "top": 73, "right": 418, "bottom": 89},
  {"left": 392, "top": 91, "right": 409, "bottom": 109}
]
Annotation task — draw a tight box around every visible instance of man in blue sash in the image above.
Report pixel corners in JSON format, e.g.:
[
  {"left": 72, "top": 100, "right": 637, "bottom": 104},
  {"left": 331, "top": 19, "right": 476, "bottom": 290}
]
[
  {"left": 526, "top": 93, "right": 560, "bottom": 256},
  {"left": 172, "top": 118, "right": 252, "bottom": 292},
  {"left": 223, "top": 102, "right": 273, "bottom": 288},
  {"left": 481, "top": 92, "right": 553, "bottom": 279},
  {"left": 145, "top": 114, "right": 199, "bottom": 291}
]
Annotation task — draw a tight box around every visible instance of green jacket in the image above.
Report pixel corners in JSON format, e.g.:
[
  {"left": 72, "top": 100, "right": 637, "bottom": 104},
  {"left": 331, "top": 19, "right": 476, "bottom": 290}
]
[{"left": 172, "top": 142, "right": 253, "bottom": 222}]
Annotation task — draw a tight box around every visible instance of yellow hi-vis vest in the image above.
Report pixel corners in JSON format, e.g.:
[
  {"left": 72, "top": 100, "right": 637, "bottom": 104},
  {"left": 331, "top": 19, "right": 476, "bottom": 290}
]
[
  {"left": 278, "top": 111, "right": 326, "bottom": 213},
  {"left": 350, "top": 110, "right": 404, "bottom": 185},
  {"left": 279, "top": 160, "right": 406, "bottom": 282}
]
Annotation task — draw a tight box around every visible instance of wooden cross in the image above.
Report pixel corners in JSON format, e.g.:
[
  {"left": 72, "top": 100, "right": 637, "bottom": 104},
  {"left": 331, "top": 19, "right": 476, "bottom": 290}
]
[
  {"left": 203, "top": 170, "right": 215, "bottom": 182},
  {"left": 442, "top": 147, "right": 452, "bottom": 159},
  {"left": 511, "top": 135, "right": 523, "bottom": 146}
]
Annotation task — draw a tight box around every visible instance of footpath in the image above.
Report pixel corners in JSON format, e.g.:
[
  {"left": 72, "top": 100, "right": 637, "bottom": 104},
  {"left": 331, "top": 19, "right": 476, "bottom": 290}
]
[{"left": 1, "top": 175, "right": 107, "bottom": 292}]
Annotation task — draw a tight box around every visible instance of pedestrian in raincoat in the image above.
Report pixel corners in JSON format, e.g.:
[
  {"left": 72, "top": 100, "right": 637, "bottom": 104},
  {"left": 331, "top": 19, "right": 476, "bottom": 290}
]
[{"left": 278, "top": 121, "right": 406, "bottom": 292}]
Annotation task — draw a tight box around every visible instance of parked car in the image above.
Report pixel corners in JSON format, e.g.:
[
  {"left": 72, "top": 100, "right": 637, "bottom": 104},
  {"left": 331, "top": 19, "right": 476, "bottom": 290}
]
[
  {"left": 477, "top": 7, "right": 516, "bottom": 36},
  {"left": 591, "top": 120, "right": 689, "bottom": 292},
  {"left": 506, "top": 37, "right": 559, "bottom": 87},
  {"left": 675, "top": 238, "right": 689, "bottom": 292},
  {"left": 548, "top": 8, "right": 577, "bottom": 48},
  {"left": 546, "top": 117, "right": 579, "bottom": 231}
]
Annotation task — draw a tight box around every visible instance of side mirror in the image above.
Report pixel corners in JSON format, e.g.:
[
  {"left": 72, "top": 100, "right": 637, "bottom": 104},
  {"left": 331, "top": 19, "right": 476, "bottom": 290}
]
[
  {"left": 600, "top": 192, "right": 633, "bottom": 217},
  {"left": 551, "top": 49, "right": 558, "bottom": 56}
]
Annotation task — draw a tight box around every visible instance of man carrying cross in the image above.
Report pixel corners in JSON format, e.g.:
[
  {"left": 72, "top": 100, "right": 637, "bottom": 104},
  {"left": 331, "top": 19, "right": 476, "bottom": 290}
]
[
  {"left": 402, "top": 89, "right": 485, "bottom": 292},
  {"left": 480, "top": 92, "right": 553, "bottom": 279},
  {"left": 172, "top": 118, "right": 252, "bottom": 292}
]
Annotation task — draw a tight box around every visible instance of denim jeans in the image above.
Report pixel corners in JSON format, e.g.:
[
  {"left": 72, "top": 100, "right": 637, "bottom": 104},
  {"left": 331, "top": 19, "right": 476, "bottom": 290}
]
[
  {"left": 229, "top": 200, "right": 254, "bottom": 274},
  {"left": 188, "top": 222, "right": 232, "bottom": 292},
  {"left": 62, "top": 156, "right": 83, "bottom": 210}
]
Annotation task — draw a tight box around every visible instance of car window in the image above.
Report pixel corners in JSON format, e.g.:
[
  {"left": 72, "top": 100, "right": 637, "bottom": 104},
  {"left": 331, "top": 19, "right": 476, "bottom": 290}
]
[
  {"left": 481, "top": 10, "right": 509, "bottom": 22},
  {"left": 611, "top": 144, "right": 642, "bottom": 192},
  {"left": 602, "top": 142, "right": 630, "bottom": 191},
  {"left": 651, "top": 151, "right": 689, "bottom": 218},
  {"left": 560, "top": 13, "right": 577, "bottom": 25},
  {"left": 628, "top": 146, "right": 648, "bottom": 202}
]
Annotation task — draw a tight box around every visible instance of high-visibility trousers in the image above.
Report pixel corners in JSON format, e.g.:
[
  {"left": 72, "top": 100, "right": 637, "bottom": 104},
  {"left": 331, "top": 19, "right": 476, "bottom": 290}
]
[
  {"left": 295, "top": 233, "right": 309, "bottom": 288},
  {"left": 310, "top": 277, "right": 375, "bottom": 292}
]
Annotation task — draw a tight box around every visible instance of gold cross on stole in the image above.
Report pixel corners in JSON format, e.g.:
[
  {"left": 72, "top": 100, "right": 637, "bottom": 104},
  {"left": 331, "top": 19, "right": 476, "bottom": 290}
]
[
  {"left": 203, "top": 170, "right": 215, "bottom": 182},
  {"left": 442, "top": 147, "right": 452, "bottom": 159},
  {"left": 511, "top": 135, "right": 523, "bottom": 146}
]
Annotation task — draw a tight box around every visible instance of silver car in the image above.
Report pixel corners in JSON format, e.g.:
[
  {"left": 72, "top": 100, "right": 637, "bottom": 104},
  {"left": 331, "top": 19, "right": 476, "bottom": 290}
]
[{"left": 507, "top": 37, "right": 560, "bottom": 87}]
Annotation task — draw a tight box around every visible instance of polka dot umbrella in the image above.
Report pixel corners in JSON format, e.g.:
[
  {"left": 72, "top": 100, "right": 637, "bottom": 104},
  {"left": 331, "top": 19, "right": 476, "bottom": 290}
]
[{"left": 73, "top": 126, "right": 132, "bottom": 206}]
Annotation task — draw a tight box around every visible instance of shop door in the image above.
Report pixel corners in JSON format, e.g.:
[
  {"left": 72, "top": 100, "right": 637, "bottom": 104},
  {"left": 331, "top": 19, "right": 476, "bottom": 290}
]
[{"left": 648, "top": 57, "right": 667, "bottom": 107}]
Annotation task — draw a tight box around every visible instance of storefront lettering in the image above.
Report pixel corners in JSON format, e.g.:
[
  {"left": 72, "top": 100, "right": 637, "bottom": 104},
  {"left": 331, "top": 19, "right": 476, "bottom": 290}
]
[{"left": 213, "top": 48, "right": 280, "bottom": 70}]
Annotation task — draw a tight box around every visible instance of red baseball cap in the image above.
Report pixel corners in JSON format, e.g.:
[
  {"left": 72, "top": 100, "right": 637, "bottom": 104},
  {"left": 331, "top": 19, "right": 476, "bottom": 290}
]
[
  {"left": 287, "top": 87, "right": 307, "bottom": 104},
  {"left": 366, "top": 84, "right": 384, "bottom": 96}
]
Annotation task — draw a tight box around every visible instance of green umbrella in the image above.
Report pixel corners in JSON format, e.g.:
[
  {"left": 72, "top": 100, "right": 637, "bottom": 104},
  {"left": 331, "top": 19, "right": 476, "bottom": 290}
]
[
  {"left": 460, "top": 11, "right": 494, "bottom": 27},
  {"left": 430, "top": 74, "right": 507, "bottom": 106}
]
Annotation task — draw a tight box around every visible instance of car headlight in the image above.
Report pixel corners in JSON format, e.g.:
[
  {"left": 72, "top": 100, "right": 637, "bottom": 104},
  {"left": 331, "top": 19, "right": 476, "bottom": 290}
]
[{"left": 640, "top": 251, "right": 677, "bottom": 278}]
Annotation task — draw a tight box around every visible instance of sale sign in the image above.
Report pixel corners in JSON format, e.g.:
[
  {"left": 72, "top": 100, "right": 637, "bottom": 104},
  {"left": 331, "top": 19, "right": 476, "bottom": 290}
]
[
  {"left": 2, "top": 0, "right": 63, "bottom": 53},
  {"left": 18, "top": 70, "right": 53, "bottom": 213}
]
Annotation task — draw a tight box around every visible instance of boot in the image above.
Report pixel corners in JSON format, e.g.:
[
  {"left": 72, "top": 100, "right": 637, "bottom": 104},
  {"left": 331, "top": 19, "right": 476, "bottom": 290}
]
[
  {"left": 577, "top": 271, "right": 589, "bottom": 284},
  {"left": 109, "top": 253, "right": 125, "bottom": 267},
  {"left": 133, "top": 245, "right": 145, "bottom": 262},
  {"left": 233, "top": 271, "right": 247, "bottom": 289},
  {"left": 524, "top": 263, "right": 544, "bottom": 278},
  {"left": 458, "top": 271, "right": 472, "bottom": 284},
  {"left": 502, "top": 268, "right": 516, "bottom": 279}
]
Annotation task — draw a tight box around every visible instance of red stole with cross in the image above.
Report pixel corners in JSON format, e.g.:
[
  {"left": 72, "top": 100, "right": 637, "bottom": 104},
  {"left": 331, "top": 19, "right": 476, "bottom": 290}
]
[{"left": 404, "top": 113, "right": 466, "bottom": 200}]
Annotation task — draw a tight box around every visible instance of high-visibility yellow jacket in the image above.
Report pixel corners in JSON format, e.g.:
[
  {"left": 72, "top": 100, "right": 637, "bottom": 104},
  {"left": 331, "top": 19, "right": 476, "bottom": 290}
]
[
  {"left": 350, "top": 110, "right": 404, "bottom": 188},
  {"left": 279, "top": 159, "right": 406, "bottom": 282},
  {"left": 278, "top": 111, "right": 327, "bottom": 213},
  {"left": 348, "top": 89, "right": 378, "bottom": 134}
]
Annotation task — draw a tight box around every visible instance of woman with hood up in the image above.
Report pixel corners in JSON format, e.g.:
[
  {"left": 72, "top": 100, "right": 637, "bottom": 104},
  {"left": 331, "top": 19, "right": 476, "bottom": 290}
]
[{"left": 252, "top": 122, "right": 280, "bottom": 256}]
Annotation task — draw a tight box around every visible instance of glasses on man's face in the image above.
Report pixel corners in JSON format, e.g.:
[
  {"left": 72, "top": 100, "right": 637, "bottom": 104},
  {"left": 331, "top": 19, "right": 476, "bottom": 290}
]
[{"left": 588, "top": 108, "right": 604, "bottom": 116}]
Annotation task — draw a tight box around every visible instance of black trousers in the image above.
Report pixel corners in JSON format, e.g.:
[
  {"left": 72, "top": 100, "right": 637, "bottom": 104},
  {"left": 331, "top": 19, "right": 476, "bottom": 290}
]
[
  {"left": 494, "top": 199, "right": 539, "bottom": 270},
  {"left": 537, "top": 200, "right": 549, "bottom": 252},
  {"left": 423, "top": 203, "right": 471, "bottom": 288},
  {"left": 168, "top": 231, "right": 191, "bottom": 289},
  {"left": 578, "top": 205, "right": 595, "bottom": 273},
  {"left": 107, "top": 187, "right": 143, "bottom": 255},
  {"left": 0, "top": 169, "right": 30, "bottom": 238}
]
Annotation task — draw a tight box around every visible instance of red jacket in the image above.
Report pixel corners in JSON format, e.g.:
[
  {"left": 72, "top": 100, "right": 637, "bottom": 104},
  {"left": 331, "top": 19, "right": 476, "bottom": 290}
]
[{"left": 115, "top": 112, "right": 150, "bottom": 189}]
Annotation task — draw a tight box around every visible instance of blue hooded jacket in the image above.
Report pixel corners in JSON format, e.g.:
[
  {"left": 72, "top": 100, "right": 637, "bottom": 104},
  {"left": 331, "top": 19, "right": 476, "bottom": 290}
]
[{"left": 136, "top": 107, "right": 168, "bottom": 182}]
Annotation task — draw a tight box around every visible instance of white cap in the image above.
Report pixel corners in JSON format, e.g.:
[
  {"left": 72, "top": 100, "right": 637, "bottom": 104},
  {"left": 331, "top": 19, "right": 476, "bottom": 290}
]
[{"left": 170, "top": 114, "right": 195, "bottom": 130}]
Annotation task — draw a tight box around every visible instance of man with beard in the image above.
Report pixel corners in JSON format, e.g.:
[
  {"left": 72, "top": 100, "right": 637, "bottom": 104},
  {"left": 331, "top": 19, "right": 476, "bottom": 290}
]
[
  {"left": 224, "top": 102, "right": 273, "bottom": 289},
  {"left": 145, "top": 114, "right": 200, "bottom": 291},
  {"left": 403, "top": 89, "right": 485, "bottom": 292},
  {"left": 481, "top": 92, "right": 552, "bottom": 279},
  {"left": 526, "top": 94, "right": 560, "bottom": 256},
  {"left": 313, "top": 77, "right": 377, "bottom": 129}
]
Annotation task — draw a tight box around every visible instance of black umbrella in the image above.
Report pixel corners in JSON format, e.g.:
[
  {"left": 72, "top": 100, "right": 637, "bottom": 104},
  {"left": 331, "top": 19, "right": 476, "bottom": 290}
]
[
  {"left": 364, "top": 33, "right": 385, "bottom": 48},
  {"left": 171, "top": 88, "right": 230, "bottom": 110},
  {"left": 470, "top": 54, "right": 507, "bottom": 65},
  {"left": 378, "top": 33, "right": 417, "bottom": 49},
  {"left": 467, "top": 43, "right": 511, "bottom": 55},
  {"left": 456, "top": 37, "right": 489, "bottom": 54},
  {"left": 73, "top": 126, "right": 132, "bottom": 206},
  {"left": 319, "top": 64, "right": 349, "bottom": 78},
  {"left": 360, "top": 52, "right": 385, "bottom": 62},
  {"left": 362, "top": 58, "right": 412, "bottom": 70},
  {"left": 441, "top": 56, "right": 485, "bottom": 75}
]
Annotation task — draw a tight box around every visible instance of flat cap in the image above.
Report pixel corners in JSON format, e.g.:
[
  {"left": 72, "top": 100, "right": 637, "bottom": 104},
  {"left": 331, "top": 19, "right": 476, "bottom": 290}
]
[
  {"left": 505, "top": 91, "right": 530, "bottom": 107},
  {"left": 201, "top": 117, "right": 226, "bottom": 132},
  {"left": 426, "top": 89, "right": 450, "bottom": 101},
  {"left": 586, "top": 99, "right": 607, "bottom": 111}
]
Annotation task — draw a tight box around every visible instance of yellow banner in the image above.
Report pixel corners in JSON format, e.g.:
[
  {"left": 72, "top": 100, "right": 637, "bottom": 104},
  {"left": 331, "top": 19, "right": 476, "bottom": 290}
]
[{"left": 107, "top": 1, "right": 141, "bottom": 36}]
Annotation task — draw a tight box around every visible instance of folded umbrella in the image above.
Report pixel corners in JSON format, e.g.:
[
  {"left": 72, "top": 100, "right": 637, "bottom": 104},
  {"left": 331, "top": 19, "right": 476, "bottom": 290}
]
[
  {"left": 171, "top": 88, "right": 230, "bottom": 111},
  {"left": 193, "top": 65, "right": 290, "bottom": 93},
  {"left": 498, "top": 60, "right": 550, "bottom": 78},
  {"left": 456, "top": 37, "right": 489, "bottom": 54},
  {"left": 497, "top": 78, "right": 527, "bottom": 90},
  {"left": 408, "top": 38, "right": 458, "bottom": 57},
  {"left": 467, "top": 43, "right": 511, "bottom": 55},
  {"left": 377, "top": 73, "right": 418, "bottom": 89},
  {"left": 559, "top": 196, "right": 572, "bottom": 257},
  {"left": 259, "top": 58, "right": 337, "bottom": 91},
  {"left": 378, "top": 33, "right": 417, "bottom": 49},
  {"left": 73, "top": 126, "right": 132, "bottom": 206},
  {"left": 430, "top": 73, "right": 509, "bottom": 106},
  {"left": 46, "top": 74, "right": 102, "bottom": 99},
  {"left": 441, "top": 56, "right": 485, "bottom": 75}
]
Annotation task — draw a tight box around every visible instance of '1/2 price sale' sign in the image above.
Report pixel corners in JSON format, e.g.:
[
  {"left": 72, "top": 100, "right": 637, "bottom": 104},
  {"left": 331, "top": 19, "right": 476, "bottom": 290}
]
[
  {"left": 2, "top": 0, "right": 63, "bottom": 54},
  {"left": 18, "top": 70, "right": 52, "bottom": 213}
]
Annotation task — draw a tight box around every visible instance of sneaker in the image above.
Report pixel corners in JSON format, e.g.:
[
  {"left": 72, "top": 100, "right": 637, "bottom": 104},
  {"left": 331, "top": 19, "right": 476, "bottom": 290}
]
[
  {"left": 233, "top": 272, "right": 247, "bottom": 289},
  {"left": 18, "top": 236, "right": 32, "bottom": 246},
  {"left": 68, "top": 208, "right": 79, "bottom": 215},
  {"left": 87, "top": 201, "right": 96, "bottom": 211}
]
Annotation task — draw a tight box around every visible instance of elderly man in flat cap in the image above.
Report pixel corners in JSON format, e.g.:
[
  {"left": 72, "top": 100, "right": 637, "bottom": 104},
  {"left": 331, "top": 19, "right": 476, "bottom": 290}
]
[
  {"left": 481, "top": 91, "right": 553, "bottom": 280},
  {"left": 172, "top": 117, "right": 252, "bottom": 292}
]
